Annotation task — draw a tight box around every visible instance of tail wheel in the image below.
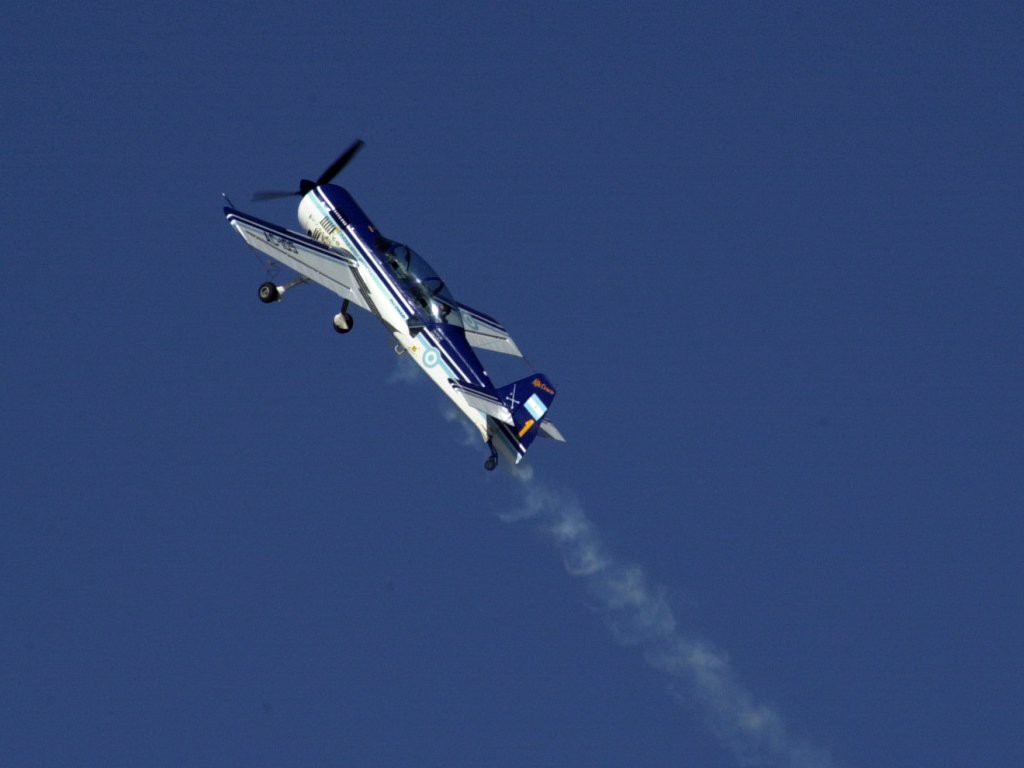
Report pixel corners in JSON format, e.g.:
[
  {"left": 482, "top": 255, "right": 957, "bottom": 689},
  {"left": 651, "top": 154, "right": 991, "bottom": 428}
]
[{"left": 484, "top": 441, "right": 498, "bottom": 471}]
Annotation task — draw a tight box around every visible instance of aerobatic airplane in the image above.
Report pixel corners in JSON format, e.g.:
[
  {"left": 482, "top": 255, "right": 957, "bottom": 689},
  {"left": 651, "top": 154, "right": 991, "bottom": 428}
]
[{"left": 224, "top": 140, "right": 563, "bottom": 471}]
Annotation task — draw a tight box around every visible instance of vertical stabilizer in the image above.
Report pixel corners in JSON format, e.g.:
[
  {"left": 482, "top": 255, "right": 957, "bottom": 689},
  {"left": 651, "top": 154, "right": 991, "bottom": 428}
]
[{"left": 491, "top": 374, "right": 557, "bottom": 462}]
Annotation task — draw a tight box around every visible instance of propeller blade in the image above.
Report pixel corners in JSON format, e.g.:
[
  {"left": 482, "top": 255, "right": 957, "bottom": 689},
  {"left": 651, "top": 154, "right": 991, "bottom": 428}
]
[
  {"left": 315, "top": 139, "right": 364, "bottom": 186},
  {"left": 250, "top": 140, "right": 364, "bottom": 202},
  {"left": 251, "top": 190, "right": 300, "bottom": 202}
]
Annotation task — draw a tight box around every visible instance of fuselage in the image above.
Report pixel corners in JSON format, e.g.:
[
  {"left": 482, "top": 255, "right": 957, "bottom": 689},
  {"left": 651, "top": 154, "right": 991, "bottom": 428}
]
[{"left": 297, "top": 184, "right": 495, "bottom": 443}]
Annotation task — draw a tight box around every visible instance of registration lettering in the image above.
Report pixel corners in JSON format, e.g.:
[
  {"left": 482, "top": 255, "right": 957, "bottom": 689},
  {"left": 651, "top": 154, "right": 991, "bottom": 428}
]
[{"left": 261, "top": 230, "right": 299, "bottom": 255}]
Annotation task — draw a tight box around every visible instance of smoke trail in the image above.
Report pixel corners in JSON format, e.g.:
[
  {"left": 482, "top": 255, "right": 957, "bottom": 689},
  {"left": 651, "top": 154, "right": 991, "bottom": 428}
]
[
  {"left": 503, "top": 479, "right": 838, "bottom": 768},
  {"left": 430, "top": 399, "right": 838, "bottom": 765},
  {"left": 387, "top": 355, "right": 421, "bottom": 385}
]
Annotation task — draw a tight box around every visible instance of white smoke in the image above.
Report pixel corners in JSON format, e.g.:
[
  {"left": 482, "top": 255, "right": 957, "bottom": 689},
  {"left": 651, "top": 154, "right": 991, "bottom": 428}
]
[
  {"left": 441, "top": 406, "right": 482, "bottom": 448},
  {"left": 387, "top": 355, "right": 421, "bottom": 385},
  {"left": 414, "top": 385, "right": 838, "bottom": 765},
  {"left": 504, "top": 479, "right": 838, "bottom": 768}
]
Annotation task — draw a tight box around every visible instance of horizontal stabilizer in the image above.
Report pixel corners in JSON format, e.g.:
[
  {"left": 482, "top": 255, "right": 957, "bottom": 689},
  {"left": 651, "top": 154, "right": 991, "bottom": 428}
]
[
  {"left": 449, "top": 380, "right": 514, "bottom": 425},
  {"left": 538, "top": 420, "right": 566, "bottom": 442}
]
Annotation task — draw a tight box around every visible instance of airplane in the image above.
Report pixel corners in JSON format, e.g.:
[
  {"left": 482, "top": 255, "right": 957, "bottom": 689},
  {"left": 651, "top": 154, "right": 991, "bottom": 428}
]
[{"left": 223, "top": 140, "right": 564, "bottom": 471}]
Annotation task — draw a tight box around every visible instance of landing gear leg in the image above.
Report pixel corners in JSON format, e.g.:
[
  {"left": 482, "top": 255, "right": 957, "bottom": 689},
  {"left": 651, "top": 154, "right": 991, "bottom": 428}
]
[{"left": 484, "top": 441, "right": 498, "bottom": 472}]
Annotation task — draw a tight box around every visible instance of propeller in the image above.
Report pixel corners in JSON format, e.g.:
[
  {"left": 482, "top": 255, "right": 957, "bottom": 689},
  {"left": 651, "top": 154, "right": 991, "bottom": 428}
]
[{"left": 252, "top": 139, "right": 365, "bottom": 202}]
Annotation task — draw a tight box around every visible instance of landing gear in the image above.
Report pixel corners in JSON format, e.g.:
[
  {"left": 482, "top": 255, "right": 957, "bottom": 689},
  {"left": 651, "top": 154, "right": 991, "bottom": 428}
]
[
  {"left": 258, "top": 281, "right": 280, "bottom": 303},
  {"left": 258, "top": 276, "right": 308, "bottom": 304},
  {"left": 333, "top": 312, "right": 354, "bottom": 333},
  {"left": 333, "top": 300, "right": 353, "bottom": 334},
  {"left": 484, "top": 442, "right": 498, "bottom": 472}
]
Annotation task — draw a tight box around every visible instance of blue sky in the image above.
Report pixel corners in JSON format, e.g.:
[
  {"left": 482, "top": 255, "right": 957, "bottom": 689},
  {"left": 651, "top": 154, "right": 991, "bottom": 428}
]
[{"left": 2, "top": 2, "right": 1022, "bottom": 766}]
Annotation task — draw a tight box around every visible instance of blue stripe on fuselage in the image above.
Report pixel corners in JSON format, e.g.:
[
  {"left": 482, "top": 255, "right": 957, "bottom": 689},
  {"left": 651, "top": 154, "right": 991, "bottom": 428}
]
[
  {"left": 312, "top": 187, "right": 416, "bottom": 318},
  {"left": 314, "top": 185, "right": 489, "bottom": 387},
  {"left": 423, "top": 325, "right": 488, "bottom": 387}
]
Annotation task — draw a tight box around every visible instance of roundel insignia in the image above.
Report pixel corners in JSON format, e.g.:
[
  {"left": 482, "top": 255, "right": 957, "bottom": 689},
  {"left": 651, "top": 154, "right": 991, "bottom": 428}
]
[{"left": 422, "top": 348, "right": 440, "bottom": 368}]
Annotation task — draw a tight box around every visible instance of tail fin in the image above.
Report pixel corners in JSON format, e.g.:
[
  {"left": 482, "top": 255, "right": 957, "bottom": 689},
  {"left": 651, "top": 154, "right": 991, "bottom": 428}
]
[{"left": 492, "top": 374, "right": 557, "bottom": 462}]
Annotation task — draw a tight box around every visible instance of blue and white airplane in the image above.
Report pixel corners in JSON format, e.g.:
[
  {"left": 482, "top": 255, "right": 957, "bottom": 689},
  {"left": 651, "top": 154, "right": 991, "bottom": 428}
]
[{"left": 224, "top": 140, "right": 563, "bottom": 471}]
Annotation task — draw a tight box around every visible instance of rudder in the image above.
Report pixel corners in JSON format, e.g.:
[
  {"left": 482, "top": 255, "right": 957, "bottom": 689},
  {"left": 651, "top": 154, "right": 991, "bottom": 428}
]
[{"left": 493, "top": 374, "right": 557, "bottom": 458}]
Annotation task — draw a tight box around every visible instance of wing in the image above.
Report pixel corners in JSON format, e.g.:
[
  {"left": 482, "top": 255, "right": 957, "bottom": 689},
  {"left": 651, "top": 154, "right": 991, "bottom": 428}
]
[
  {"left": 457, "top": 303, "right": 523, "bottom": 357},
  {"left": 224, "top": 207, "right": 371, "bottom": 313}
]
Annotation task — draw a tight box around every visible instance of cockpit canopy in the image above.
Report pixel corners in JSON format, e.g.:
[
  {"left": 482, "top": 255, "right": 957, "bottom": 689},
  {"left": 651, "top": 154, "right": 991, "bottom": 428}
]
[{"left": 382, "top": 240, "right": 460, "bottom": 325}]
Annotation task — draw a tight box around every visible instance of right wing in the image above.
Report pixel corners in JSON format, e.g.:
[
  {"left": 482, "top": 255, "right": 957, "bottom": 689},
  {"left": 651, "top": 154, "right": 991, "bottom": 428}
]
[
  {"left": 225, "top": 207, "right": 371, "bottom": 313},
  {"left": 457, "top": 302, "right": 524, "bottom": 357}
]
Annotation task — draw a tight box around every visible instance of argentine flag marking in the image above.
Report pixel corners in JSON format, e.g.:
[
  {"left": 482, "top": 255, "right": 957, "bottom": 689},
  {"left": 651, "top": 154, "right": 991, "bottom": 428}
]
[{"left": 524, "top": 393, "right": 548, "bottom": 421}]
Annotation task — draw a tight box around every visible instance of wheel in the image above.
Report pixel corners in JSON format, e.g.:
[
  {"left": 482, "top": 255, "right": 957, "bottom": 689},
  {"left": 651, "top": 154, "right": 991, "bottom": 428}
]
[
  {"left": 484, "top": 456, "right": 498, "bottom": 472},
  {"left": 333, "top": 312, "right": 354, "bottom": 334},
  {"left": 258, "top": 282, "right": 280, "bottom": 303}
]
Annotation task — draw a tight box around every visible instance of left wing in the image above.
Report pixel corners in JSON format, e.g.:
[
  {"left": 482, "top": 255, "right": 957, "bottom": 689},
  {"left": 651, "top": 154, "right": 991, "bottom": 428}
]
[
  {"left": 224, "top": 207, "right": 371, "bottom": 313},
  {"left": 457, "top": 302, "right": 523, "bottom": 357}
]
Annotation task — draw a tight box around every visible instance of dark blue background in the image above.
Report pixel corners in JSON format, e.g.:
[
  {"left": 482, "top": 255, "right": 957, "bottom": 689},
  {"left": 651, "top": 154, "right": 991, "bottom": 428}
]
[{"left": 3, "top": 3, "right": 1021, "bottom": 766}]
